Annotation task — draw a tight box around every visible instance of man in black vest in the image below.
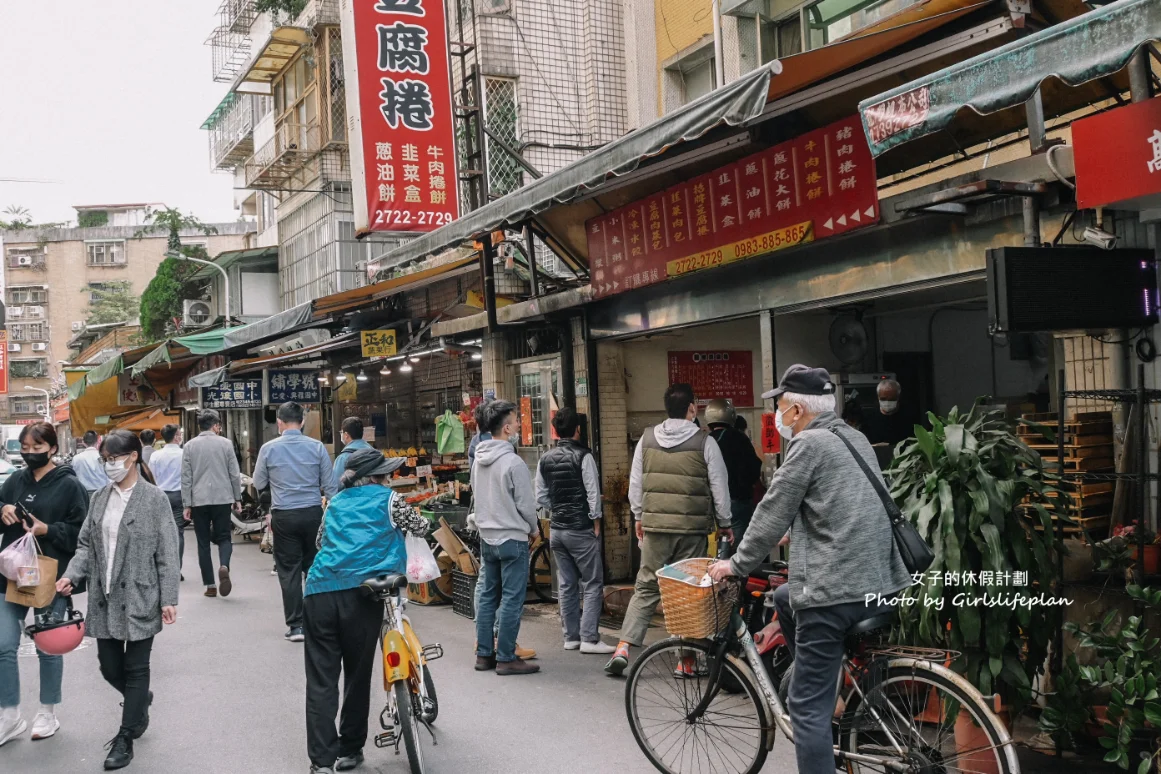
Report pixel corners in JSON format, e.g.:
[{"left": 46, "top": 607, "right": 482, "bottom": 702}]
[{"left": 534, "top": 408, "right": 615, "bottom": 655}]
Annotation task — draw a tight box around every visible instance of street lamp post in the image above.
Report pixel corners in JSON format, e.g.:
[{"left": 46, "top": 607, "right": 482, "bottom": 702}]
[
  {"left": 166, "top": 250, "right": 232, "bottom": 329},
  {"left": 23, "top": 385, "right": 51, "bottom": 424}
]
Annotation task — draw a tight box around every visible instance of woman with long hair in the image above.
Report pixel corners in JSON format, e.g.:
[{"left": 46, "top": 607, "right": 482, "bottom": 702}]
[
  {"left": 57, "top": 430, "right": 180, "bottom": 770},
  {"left": 0, "top": 422, "right": 89, "bottom": 746}
]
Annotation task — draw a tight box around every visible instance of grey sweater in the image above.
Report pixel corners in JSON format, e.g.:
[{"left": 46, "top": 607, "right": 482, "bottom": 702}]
[
  {"left": 729, "top": 411, "right": 912, "bottom": 610},
  {"left": 472, "top": 439, "right": 538, "bottom": 544}
]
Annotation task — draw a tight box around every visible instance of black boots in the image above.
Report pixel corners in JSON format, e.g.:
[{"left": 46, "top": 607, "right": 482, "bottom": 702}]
[{"left": 104, "top": 731, "right": 134, "bottom": 770}]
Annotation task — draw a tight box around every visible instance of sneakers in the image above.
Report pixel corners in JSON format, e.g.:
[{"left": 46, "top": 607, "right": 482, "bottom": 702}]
[
  {"left": 103, "top": 731, "right": 134, "bottom": 770},
  {"left": 286, "top": 627, "right": 305, "bottom": 642},
  {"left": 496, "top": 657, "right": 541, "bottom": 676},
  {"left": 515, "top": 643, "right": 537, "bottom": 660},
  {"left": 0, "top": 716, "right": 27, "bottom": 747},
  {"left": 335, "top": 750, "right": 364, "bottom": 771},
  {"left": 204, "top": 586, "right": 217, "bottom": 598},
  {"left": 218, "top": 566, "right": 232, "bottom": 597},
  {"left": 310, "top": 767, "right": 335, "bottom": 774},
  {"left": 580, "top": 640, "right": 617, "bottom": 655},
  {"left": 605, "top": 643, "right": 630, "bottom": 676},
  {"left": 474, "top": 655, "right": 496, "bottom": 671},
  {"left": 30, "top": 711, "right": 59, "bottom": 740},
  {"left": 563, "top": 640, "right": 581, "bottom": 650},
  {"left": 674, "top": 654, "right": 703, "bottom": 678}
]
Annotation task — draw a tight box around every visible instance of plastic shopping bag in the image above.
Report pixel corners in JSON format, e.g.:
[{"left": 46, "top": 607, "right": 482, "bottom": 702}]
[
  {"left": 405, "top": 534, "right": 441, "bottom": 584},
  {"left": 0, "top": 533, "right": 39, "bottom": 585},
  {"left": 435, "top": 410, "right": 466, "bottom": 455}
]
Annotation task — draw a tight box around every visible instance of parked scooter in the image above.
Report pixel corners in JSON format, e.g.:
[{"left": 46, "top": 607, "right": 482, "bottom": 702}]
[{"left": 231, "top": 474, "right": 269, "bottom": 540}]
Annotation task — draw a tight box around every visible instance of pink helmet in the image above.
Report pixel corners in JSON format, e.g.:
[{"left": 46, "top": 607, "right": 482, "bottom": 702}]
[{"left": 25, "top": 600, "right": 85, "bottom": 656}]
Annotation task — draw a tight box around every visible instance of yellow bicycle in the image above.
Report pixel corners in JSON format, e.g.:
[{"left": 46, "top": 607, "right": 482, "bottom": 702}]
[{"left": 361, "top": 575, "right": 442, "bottom": 774}]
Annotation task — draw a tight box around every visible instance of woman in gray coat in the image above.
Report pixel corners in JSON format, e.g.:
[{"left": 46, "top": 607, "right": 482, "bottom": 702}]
[{"left": 57, "top": 430, "right": 180, "bottom": 771}]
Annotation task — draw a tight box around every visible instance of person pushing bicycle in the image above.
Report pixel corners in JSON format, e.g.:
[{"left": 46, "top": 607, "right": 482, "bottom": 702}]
[{"left": 707, "top": 364, "right": 912, "bottom": 774}]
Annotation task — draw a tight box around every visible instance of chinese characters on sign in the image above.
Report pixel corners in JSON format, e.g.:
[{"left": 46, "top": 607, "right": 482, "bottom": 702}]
[
  {"left": 760, "top": 412, "right": 780, "bottom": 455},
  {"left": 587, "top": 115, "right": 879, "bottom": 299},
  {"left": 667, "top": 351, "right": 755, "bottom": 408},
  {"left": 1073, "top": 97, "right": 1161, "bottom": 210},
  {"left": 117, "top": 372, "right": 159, "bottom": 407},
  {"left": 862, "top": 86, "right": 931, "bottom": 148},
  {"left": 202, "top": 379, "right": 263, "bottom": 410},
  {"left": 267, "top": 370, "right": 321, "bottom": 404},
  {"left": 361, "top": 329, "right": 398, "bottom": 357},
  {"left": 0, "top": 331, "right": 8, "bottom": 395},
  {"left": 342, "top": 0, "right": 459, "bottom": 234}
]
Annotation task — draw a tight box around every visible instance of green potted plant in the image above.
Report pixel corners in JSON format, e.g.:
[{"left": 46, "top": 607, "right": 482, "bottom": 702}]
[
  {"left": 887, "top": 402, "right": 1065, "bottom": 759},
  {"left": 1038, "top": 653, "right": 1095, "bottom": 751},
  {"left": 1114, "top": 523, "right": 1160, "bottom": 577}
]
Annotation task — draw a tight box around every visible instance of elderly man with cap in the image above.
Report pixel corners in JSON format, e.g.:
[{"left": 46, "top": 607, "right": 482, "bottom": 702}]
[
  {"left": 704, "top": 399, "right": 763, "bottom": 545},
  {"left": 708, "top": 365, "right": 911, "bottom": 774},
  {"left": 302, "top": 447, "right": 428, "bottom": 774}
]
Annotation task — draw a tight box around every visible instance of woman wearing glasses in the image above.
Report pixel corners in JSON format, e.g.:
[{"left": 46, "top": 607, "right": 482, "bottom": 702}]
[{"left": 57, "top": 430, "right": 180, "bottom": 770}]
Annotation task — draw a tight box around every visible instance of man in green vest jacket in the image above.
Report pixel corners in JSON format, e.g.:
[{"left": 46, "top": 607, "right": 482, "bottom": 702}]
[{"left": 605, "top": 383, "right": 733, "bottom": 676}]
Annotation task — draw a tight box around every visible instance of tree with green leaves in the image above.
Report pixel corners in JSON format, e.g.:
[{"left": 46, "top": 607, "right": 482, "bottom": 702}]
[
  {"left": 255, "top": 0, "right": 307, "bottom": 18},
  {"left": 86, "top": 281, "right": 140, "bottom": 326},
  {"left": 137, "top": 208, "right": 219, "bottom": 342},
  {"left": 0, "top": 205, "right": 32, "bottom": 230}
]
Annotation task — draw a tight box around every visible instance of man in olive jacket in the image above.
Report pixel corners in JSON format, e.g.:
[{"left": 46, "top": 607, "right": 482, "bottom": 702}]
[{"left": 605, "top": 383, "right": 732, "bottom": 676}]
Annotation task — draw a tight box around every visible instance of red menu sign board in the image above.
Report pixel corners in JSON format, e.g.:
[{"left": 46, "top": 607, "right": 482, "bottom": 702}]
[
  {"left": 1073, "top": 97, "right": 1161, "bottom": 211},
  {"left": 342, "top": 0, "right": 460, "bottom": 234},
  {"left": 588, "top": 115, "right": 879, "bottom": 298},
  {"left": 667, "top": 351, "right": 754, "bottom": 408}
]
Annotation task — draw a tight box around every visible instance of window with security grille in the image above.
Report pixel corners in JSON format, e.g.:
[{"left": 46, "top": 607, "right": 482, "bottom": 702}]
[
  {"left": 8, "top": 286, "right": 47, "bottom": 304},
  {"left": 10, "top": 397, "right": 37, "bottom": 415},
  {"left": 483, "top": 77, "right": 522, "bottom": 197},
  {"left": 11, "top": 360, "right": 47, "bottom": 379},
  {"left": 87, "top": 241, "right": 127, "bottom": 266},
  {"left": 9, "top": 323, "right": 46, "bottom": 342}
]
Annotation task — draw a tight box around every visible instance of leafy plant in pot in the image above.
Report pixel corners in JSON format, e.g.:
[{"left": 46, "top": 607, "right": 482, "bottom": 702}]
[{"left": 887, "top": 403, "right": 1064, "bottom": 763}]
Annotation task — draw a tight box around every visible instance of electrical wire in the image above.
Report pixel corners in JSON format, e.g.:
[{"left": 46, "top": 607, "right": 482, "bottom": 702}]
[
  {"left": 1046, "top": 144, "right": 1075, "bottom": 190},
  {"left": 500, "top": 16, "right": 584, "bottom": 138}
]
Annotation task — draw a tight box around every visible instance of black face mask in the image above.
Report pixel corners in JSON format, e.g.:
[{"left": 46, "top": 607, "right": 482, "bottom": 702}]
[{"left": 21, "top": 452, "right": 51, "bottom": 470}]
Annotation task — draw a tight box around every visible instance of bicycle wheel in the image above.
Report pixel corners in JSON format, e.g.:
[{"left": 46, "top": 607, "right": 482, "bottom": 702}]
[
  {"left": 530, "top": 542, "right": 557, "bottom": 603},
  {"left": 420, "top": 665, "right": 439, "bottom": 723},
  {"left": 839, "top": 662, "right": 1017, "bottom": 774},
  {"left": 626, "top": 638, "right": 770, "bottom": 774},
  {"left": 392, "top": 680, "right": 425, "bottom": 774},
  {"left": 429, "top": 545, "right": 455, "bottom": 604}
]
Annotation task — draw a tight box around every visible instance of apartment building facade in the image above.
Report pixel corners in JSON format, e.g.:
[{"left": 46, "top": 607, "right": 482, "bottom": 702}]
[{"left": 0, "top": 204, "right": 252, "bottom": 422}]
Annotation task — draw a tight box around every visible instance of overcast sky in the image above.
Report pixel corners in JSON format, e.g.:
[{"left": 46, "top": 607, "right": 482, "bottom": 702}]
[{"left": 0, "top": 1, "right": 238, "bottom": 226}]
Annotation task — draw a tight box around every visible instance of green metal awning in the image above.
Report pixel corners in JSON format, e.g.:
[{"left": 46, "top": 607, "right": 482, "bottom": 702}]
[
  {"left": 188, "top": 246, "right": 278, "bottom": 280},
  {"left": 372, "top": 61, "right": 781, "bottom": 270},
  {"left": 201, "top": 93, "right": 240, "bottom": 130},
  {"left": 67, "top": 354, "right": 124, "bottom": 400},
  {"left": 858, "top": 0, "right": 1161, "bottom": 157}
]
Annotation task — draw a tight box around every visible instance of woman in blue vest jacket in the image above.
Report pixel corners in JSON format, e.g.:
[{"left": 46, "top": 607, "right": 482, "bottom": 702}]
[{"left": 302, "top": 448, "right": 427, "bottom": 774}]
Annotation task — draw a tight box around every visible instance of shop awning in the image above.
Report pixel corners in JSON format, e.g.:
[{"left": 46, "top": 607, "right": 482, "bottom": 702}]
[
  {"left": 371, "top": 61, "right": 781, "bottom": 271},
  {"left": 318, "top": 257, "right": 479, "bottom": 317},
  {"left": 858, "top": 0, "right": 1161, "bottom": 157},
  {"left": 110, "top": 406, "right": 183, "bottom": 433},
  {"left": 227, "top": 332, "right": 361, "bottom": 375}
]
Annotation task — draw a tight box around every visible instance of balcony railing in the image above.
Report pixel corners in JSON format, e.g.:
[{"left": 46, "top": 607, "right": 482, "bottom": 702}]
[
  {"left": 295, "top": 0, "right": 340, "bottom": 28},
  {"left": 244, "top": 122, "right": 322, "bottom": 189},
  {"left": 206, "top": 94, "right": 258, "bottom": 170}
]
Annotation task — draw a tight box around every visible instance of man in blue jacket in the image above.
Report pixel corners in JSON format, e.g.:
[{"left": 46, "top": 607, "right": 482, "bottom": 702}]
[
  {"left": 303, "top": 448, "right": 427, "bottom": 774},
  {"left": 331, "top": 417, "right": 371, "bottom": 491}
]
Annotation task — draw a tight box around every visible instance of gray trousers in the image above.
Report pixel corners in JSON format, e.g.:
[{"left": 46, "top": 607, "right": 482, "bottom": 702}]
[
  {"left": 772, "top": 583, "right": 892, "bottom": 774},
  {"left": 550, "top": 528, "right": 604, "bottom": 643},
  {"left": 618, "top": 531, "right": 708, "bottom": 647}
]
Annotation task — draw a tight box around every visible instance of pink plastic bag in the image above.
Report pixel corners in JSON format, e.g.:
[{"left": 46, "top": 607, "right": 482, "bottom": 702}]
[
  {"left": 405, "top": 534, "right": 440, "bottom": 584},
  {"left": 0, "top": 533, "right": 39, "bottom": 585}
]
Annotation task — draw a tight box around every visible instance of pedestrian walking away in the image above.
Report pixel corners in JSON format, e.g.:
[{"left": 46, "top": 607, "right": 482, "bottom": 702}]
[
  {"left": 72, "top": 430, "right": 108, "bottom": 501},
  {"left": 704, "top": 398, "right": 763, "bottom": 545},
  {"left": 472, "top": 400, "right": 541, "bottom": 676},
  {"left": 57, "top": 429, "right": 181, "bottom": 771},
  {"left": 303, "top": 447, "right": 427, "bottom": 773},
  {"left": 330, "top": 416, "right": 370, "bottom": 492},
  {"left": 137, "top": 430, "right": 155, "bottom": 466},
  {"left": 149, "top": 424, "right": 185, "bottom": 579},
  {"left": 707, "top": 364, "right": 912, "bottom": 774},
  {"left": 605, "top": 383, "right": 733, "bottom": 676},
  {"left": 535, "top": 407, "right": 614, "bottom": 655},
  {"left": 254, "top": 401, "right": 336, "bottom": 643},
  {"left": 0, "top": 422, "right": 89, "bottom": 747},
  {"left": 180, "top": 410, "right": 242, "bottom": 598}
]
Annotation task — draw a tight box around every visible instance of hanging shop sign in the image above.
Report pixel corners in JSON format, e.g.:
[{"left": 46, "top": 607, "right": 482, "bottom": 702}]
[
  {"left": 1073, "top": 96, "right": 1161, "bottom": 211},
  {"left": 667, "top": 351, "right": 754, "bottom": 408},
  {"left": 117, "top": 371, "right": 158, "bottom": 407},
  {"left": 361, "top": 329, "right": 398, "bottom": 357},
  {"left": 52, "top": 396, "right": 69, "bottom": 424},
  {"left": 760, "top": 412, "right": 781, "bottom": 455},
  {"left": 587, "top": 115, "right": 879, "bottom": 299},
  {"left": 266, "top": 370, "right": 321, "bottom": 405},
  {"left": 0, "top": 331, "right": 8, "bottom": 395},
  {"left": 174, "top": 356, "right": 226, "bottom": 407},
  {"left": 341, "top": 0, "right": 460, "bottom": 235},
  {"left": 520, "top": 396, "right": 534, "bottom": 446},
  {"left": 202, "top": 378, "right": 263, "bottom": 410}
]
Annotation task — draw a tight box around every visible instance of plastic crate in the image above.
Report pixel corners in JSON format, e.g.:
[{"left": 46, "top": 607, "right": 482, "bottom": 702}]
[{"left": 451, "top": 569, "right": 477, "bottom": 619}]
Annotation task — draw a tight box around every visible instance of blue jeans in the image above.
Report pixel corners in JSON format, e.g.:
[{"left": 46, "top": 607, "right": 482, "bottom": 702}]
[
  {"left": 0, "top": 596, "right": 68, "bottom": 707},
  {"left": 474, "top": 540, "right": 528, "bottom": 663}
]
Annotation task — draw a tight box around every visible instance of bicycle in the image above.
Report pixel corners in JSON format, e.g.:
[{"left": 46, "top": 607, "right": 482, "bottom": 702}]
[
  {"left": 625, "top": 574, "right": 1019, "bottom": 774},
  {"left": 529, "top": 518, "right": 556, "bottom": 603},
  {"left": 361, "top": 575, "right": 444, "bottom": 774}
]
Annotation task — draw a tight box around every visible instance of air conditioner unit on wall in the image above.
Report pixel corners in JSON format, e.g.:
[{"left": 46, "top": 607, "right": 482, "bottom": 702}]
[
  {"left": 31, "top": 343, "right": 47, "bottom": 352},
  {"left": 71, "top": 321, "right": 84, "bottom": 332},
  {"left": 25, "top": 306, "right": 44, "bottom": 318},
  {"left": 183, "top": 299, "right": 214, "bottom": 327},
  {"left": 7, "top": 343, "right": 19, "bottom": 353},
  {"left": 35, "top": 405, "right": 46, "bottom": 414},
  {"left": 8, "top": 307, "right": 23, "bottom": 318},
  {"left": 16, "top": 256, "right": 33, "bottom": 267}
]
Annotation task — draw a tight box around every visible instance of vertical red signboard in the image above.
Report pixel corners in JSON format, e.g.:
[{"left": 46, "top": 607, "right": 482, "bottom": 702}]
[
  {"left": 760, "top": 413, "right": 780, "bottom": 455},
  {"left": 0, "top": 331, "right": 7, "bottom": 396},
  {"left": 342, "top": 0, "right": 460, "bottom": 234}
]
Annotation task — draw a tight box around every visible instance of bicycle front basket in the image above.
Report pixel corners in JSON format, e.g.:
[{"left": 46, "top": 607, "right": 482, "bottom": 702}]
[{"left": 657, "top": 557, "right": 738, "bottom": 639}]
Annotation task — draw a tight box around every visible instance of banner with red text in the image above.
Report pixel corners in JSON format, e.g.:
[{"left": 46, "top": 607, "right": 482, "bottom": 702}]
[{"left": 342, "top": 0, "right": 460, "bottom": 234}]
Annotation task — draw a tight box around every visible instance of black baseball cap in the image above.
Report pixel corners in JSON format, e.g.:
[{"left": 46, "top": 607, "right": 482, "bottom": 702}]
[{"left": 761, "top": 364, "right": 836, "bottom": 400}]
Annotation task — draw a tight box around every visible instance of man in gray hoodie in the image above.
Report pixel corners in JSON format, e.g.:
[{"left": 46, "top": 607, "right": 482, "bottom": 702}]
[
  {"left": 471, "top": 400, "right": 541, "bottom": 676},
  {"left": 605, "top": 382, "right": 733, "bottom": 676}
]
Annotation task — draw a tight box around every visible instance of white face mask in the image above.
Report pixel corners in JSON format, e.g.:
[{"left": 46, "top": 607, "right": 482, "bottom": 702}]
[
  {"left": 879, "top": 400, "right": 899, "bottom": 415},
  {"left": 774, "top": 408, "right": 795, "bottom": 440},
  {"left": 105, "top": 457, "right": 131, "bottom": 483}
]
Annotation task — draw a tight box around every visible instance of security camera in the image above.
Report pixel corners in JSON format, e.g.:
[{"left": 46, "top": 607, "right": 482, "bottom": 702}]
[{"left": 1082, "top": 226, "right": 1118, "bottom": 250}]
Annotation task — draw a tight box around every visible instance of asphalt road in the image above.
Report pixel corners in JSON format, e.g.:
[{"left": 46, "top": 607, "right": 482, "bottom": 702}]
[{"left": 4, "top": 536, "right": 800, "bottom": 774}]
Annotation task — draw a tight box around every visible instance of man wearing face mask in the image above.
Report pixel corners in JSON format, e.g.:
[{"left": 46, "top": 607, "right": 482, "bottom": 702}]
[
  {"left": 863, "top": 378, "right": 911, "bottom": 451},
  {"left": 707, "top": 365, "right": 911, "bottom": 774},
  {"left": 181, "top": 410, "right": 243, "bottom": 599},
  {"left": 72, "top": 431, "right": 107, "bottom": 500}
]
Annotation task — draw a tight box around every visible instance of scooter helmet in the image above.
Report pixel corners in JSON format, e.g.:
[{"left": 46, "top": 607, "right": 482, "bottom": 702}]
[
  {"left": 704, "top": 398, "right": 736, "bottom": 427},
  {"left": 25, "top": 598, "right": 85, "bottom": 656}
]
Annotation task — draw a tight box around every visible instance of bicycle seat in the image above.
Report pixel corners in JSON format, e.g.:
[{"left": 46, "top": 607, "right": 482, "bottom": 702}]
[
  {"left": 362, "top": 575, "right": 409, "bottom": 595},
  {"left": 845, "top": 612, "right": 895, "bottom": 650}
]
